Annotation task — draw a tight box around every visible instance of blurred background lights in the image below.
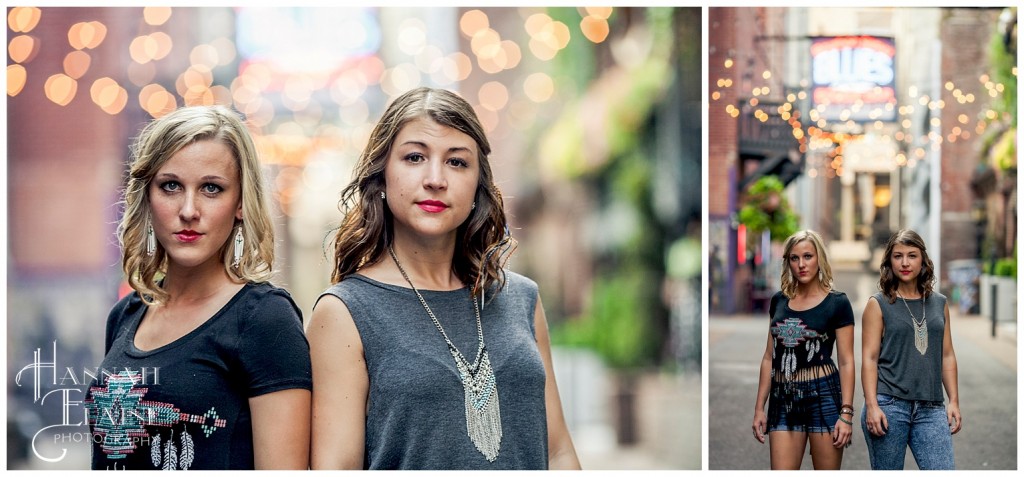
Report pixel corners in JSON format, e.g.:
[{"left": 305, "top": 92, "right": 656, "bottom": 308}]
[
  {"left": 7, "top": 64, "right": 27, "bottom": 96},
  {"left": 8, "top": 7, "right": 41, "bottom": 32},
  {"left": 67, "top": 21, "right": 106, "bottom": 50},
  {"left": 523, "top": 72, "right": 554, "bottom": 103},
  {"left": 478, "top": 81, "right": 509, "bottom": 111},
  {"left": 63, "top": 50, "right": 91, "bottom": 79},
  {"left": 584, "top": 6, "right": 613, "bottom": 19},
  {"left": 8, "top": 35, "right": 38, "bottom": 63},
  {"left": 44, "top": 73, "right": 77, "bottom": 106},
  {"left": 209, "top": 37, "right": 237, "bottom": 66},
  {"left": 90, "top": 77, "right": 128, "bottom": 114},
  {"left": 580, "top": 15, "right": 610, "bottom": 43},
  {"left": 460, "top": 9, "right": 488, "bottom": 37},
  {"left": 190, "top": 44, "right": 219, "bottom": 68},
  {"left": 143, "top": 6, "right": 172, "bottom": 26},
  {"left": 398, "top": 18, "right": 427, "bottom": 56}
]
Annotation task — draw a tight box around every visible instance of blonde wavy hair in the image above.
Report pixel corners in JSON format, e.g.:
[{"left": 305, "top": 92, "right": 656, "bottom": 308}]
[
  {"left": 118, "top": 105, "right": 275, "bottom": 304},
  {"left": 779, "top": 229, "right": 834, "bottom": 298}
]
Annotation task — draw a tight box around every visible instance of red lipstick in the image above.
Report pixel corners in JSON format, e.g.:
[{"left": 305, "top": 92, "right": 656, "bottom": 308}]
[{"left": 417, "top": 200, "right": 448, "bottom": 213}]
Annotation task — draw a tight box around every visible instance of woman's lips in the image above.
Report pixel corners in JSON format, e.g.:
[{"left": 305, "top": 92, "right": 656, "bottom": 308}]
[
  {"left": 417, "top": 200, "right": 448, "bottom": 213},
  {"left": 175, "top": 231, "right": 202, "bottom": 243}
]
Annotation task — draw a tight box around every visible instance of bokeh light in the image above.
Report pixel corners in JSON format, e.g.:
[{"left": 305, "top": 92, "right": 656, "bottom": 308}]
[
  {"left": 63, "top": 50, "right": 91, "bottom": 79},
  {"left": 460, "top": 9, "right": 489, "bottom": 37},
  {"left": 44, "top": 73, "right": 77, "bottom": 106},
  {"left": 8, "top": 35, "right": 38, "bottom": 63},
  {"left": 524, "top": 72, "right": 554, "bottom": 103},
  {"left": 90, "top": 77, "right": 128, "bottom": 114},
  {"left": 8, "top": 7, "right": 42, "bottom": 33},
  {"left": 67, "top": 21, "right": 107, "bottom": 50},
  {"left": 143, "top": 6, "right": 172, "bottom": 26},
  {"left": 478, "top": 81, "right": 509, "bottom": 111},
  {"left": 7, "top": 64, "right": 27, "bottom": 96}
]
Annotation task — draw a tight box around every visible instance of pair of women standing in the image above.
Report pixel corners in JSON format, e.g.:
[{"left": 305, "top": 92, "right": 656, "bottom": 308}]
[
  {"left": 752, "top": 229, "right": 961, "bottom": 470},
  {"left": 85, "top": 88, "right": 580, "bottom": 470}
]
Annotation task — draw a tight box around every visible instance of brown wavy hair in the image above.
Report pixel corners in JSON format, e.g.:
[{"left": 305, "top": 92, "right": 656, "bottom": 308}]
[
  {"left": 119, "top": 105, "right": 275, "bottom": 305},
  {"left": 878, "top": 229, "right": 935, "bottom": 304},
  {"left": 779, "top": 229, "right": 834, "bottom": 298},
  {"left": 329, "top": 87, "right": 515, "bottom": 299}
]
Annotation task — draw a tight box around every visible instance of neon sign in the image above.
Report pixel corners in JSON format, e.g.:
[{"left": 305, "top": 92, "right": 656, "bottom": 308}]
[{"left": 811, "top": 36, "right": 897, "bottom": 122}]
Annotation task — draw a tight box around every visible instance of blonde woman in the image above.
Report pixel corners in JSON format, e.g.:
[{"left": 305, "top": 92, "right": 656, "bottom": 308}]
[
  {"left": 84, "top": 106, "right": 311, "bottom": 470},
  {"left": 752, "top": 230, "right": 855, "bottom": 469}
]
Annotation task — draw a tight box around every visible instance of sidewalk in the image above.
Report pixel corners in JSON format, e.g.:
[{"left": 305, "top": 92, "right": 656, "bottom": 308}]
[
  {"left": 948, "top": 308, "right": 1017, "bottom": 371},
  {"left": 710, "top": 304, "right": 1018, "bottom": 470}
]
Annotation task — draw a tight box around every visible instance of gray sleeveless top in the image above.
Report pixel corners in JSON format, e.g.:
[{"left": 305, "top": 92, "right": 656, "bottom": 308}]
[
  {"left": 873, "top": 291, "right": 948, "bottom": 402},
  {"left": 319, "top": 271, "right": 549, "bottom": 469}
]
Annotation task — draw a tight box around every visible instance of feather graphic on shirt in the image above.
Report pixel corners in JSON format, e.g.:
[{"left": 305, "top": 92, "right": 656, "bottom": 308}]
[
  {"left": 163, "top": 430, "right": 178, "bottom": 470},
  {"left": 150, "top": 433, "right": 162, "bottom": 467},
  {"left": 180, "top": 427, "right": 195, "bottom": 470}
]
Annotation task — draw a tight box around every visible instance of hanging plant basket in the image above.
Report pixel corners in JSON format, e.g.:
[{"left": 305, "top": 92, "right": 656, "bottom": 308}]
[{"left": 737, "top": 175, "right": 799, "bottom": 242}]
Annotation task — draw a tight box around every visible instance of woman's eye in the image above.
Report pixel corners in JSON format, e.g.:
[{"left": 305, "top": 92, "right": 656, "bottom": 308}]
[
  {"left": 160, "top": 181, "right": 181, "bottom": 192},
  {"left": 201, "top": 183, "right": 223, "bottom": 194},
  {"left": 405, "top": 153, "right": 425, "bottom": 163},
  {"left": 447, "top": 157, "right": 468, "bottom": 168}
]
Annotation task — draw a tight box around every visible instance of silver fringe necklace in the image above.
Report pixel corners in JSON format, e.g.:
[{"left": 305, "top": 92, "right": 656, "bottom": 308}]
[
  {"left": 897, "top": 291, "right": 927, "bottom": 355},
  {"left": 389, "top": 246, "right": 502, "bottom": 462}
]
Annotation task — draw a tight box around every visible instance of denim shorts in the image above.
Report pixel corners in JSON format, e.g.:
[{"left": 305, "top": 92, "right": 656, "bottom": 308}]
[{"left": 767, "top": 372, "right": 841, "bottom": 434}]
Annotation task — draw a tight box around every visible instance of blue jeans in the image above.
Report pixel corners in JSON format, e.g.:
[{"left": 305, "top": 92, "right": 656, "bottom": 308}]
[{"left": 862, "top": 393, "right": 955, "bottom": 470}]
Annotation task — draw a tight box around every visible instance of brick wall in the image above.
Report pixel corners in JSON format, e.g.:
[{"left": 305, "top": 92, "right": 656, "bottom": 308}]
[{"left": 938, "top": 8, "right": 1002, "bottom": 276}]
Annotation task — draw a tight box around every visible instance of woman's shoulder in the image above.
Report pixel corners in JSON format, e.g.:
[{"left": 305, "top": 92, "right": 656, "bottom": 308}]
[
  {"left": 321, "top": 274, "right": 389, "bottom": 300},
  {"left": 928, "top": 290, "right": 948, "bottom": 304},
  {"left": 827, "top": 289, "right": 851, "bottom": 302},
  {"left": 107, "top": 290, "right": 145, "bottom": 325},
  {"left": 237, "top": 281, "right": 302, "bottom": 324},
  {"left": 501, "top": 270, "right": 539, "bottom": 295},
  {"left": 245, "top": 281, "right": 297, "bottom": 304}
]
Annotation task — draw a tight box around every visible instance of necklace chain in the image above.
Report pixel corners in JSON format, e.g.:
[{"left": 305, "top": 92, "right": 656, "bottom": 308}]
[
  {"left": 389, "top": 246, "right": 484, "bottom": 362},
  {"left": 896, "top": 291, "right": 926, "bottom": 327},
  {"left": 897, "top": 291, "right": 928, "bottom": 355},
  {"left": 388, "top": 245, "right": 503, "bottom": 462}
]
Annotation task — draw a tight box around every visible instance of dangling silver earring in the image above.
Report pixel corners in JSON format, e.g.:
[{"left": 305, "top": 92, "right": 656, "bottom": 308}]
[
  {"left": 145, "top": 219, "right": 156, "bottom": 256},
  {"left": 471, "top": 201, "right": 476, "bottom": 209},
  {"left": 232, "top": 223, "right": 244, "bottom": 268},
  {"left": 381, "top": 191, "right": 386, "bottom": 200},
  {"left": 818, "top": 269, "right": 824, "bottom": 282}
]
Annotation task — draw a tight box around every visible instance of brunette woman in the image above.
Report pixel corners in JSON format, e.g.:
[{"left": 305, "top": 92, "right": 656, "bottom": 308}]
[
  {"left": 308, "top": 87, "right": 580, "bottom": 470},
  {"left": 861, "top": 229, "right": 960, "bottom": 469}
]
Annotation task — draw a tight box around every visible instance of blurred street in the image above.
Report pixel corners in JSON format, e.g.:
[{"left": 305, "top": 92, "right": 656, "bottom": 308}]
[
  {"left": 575, "top": 371, "right": 700, "bottom": 470},
  {"left": 709, "top": 265, "right": 1017, "bottom": 470}
]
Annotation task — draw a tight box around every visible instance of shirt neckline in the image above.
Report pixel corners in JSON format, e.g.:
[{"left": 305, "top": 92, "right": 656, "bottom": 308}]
[
  {"left": 785, "top": 291, "right": 833, "bottom": 313},
  {"left": 126, "top": 282, "right": 253, "bottom": 357}
]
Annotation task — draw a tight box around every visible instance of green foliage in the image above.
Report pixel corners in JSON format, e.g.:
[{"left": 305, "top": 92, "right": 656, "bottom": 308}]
[
  {"left": 993, "top": 257, "right": 1017, "bottom": 278},
  {"left": 737, "top": 175, "right": 800, "bottom": 241},
  {"left": 549, "top": 271, "right": 655, "bottom": 369},
  {"left": 992, "top": 127, "right": 1017, "bottom": 171},
  {"left": 988, "top": 21, "right": 1017, "bottom": 126}
]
